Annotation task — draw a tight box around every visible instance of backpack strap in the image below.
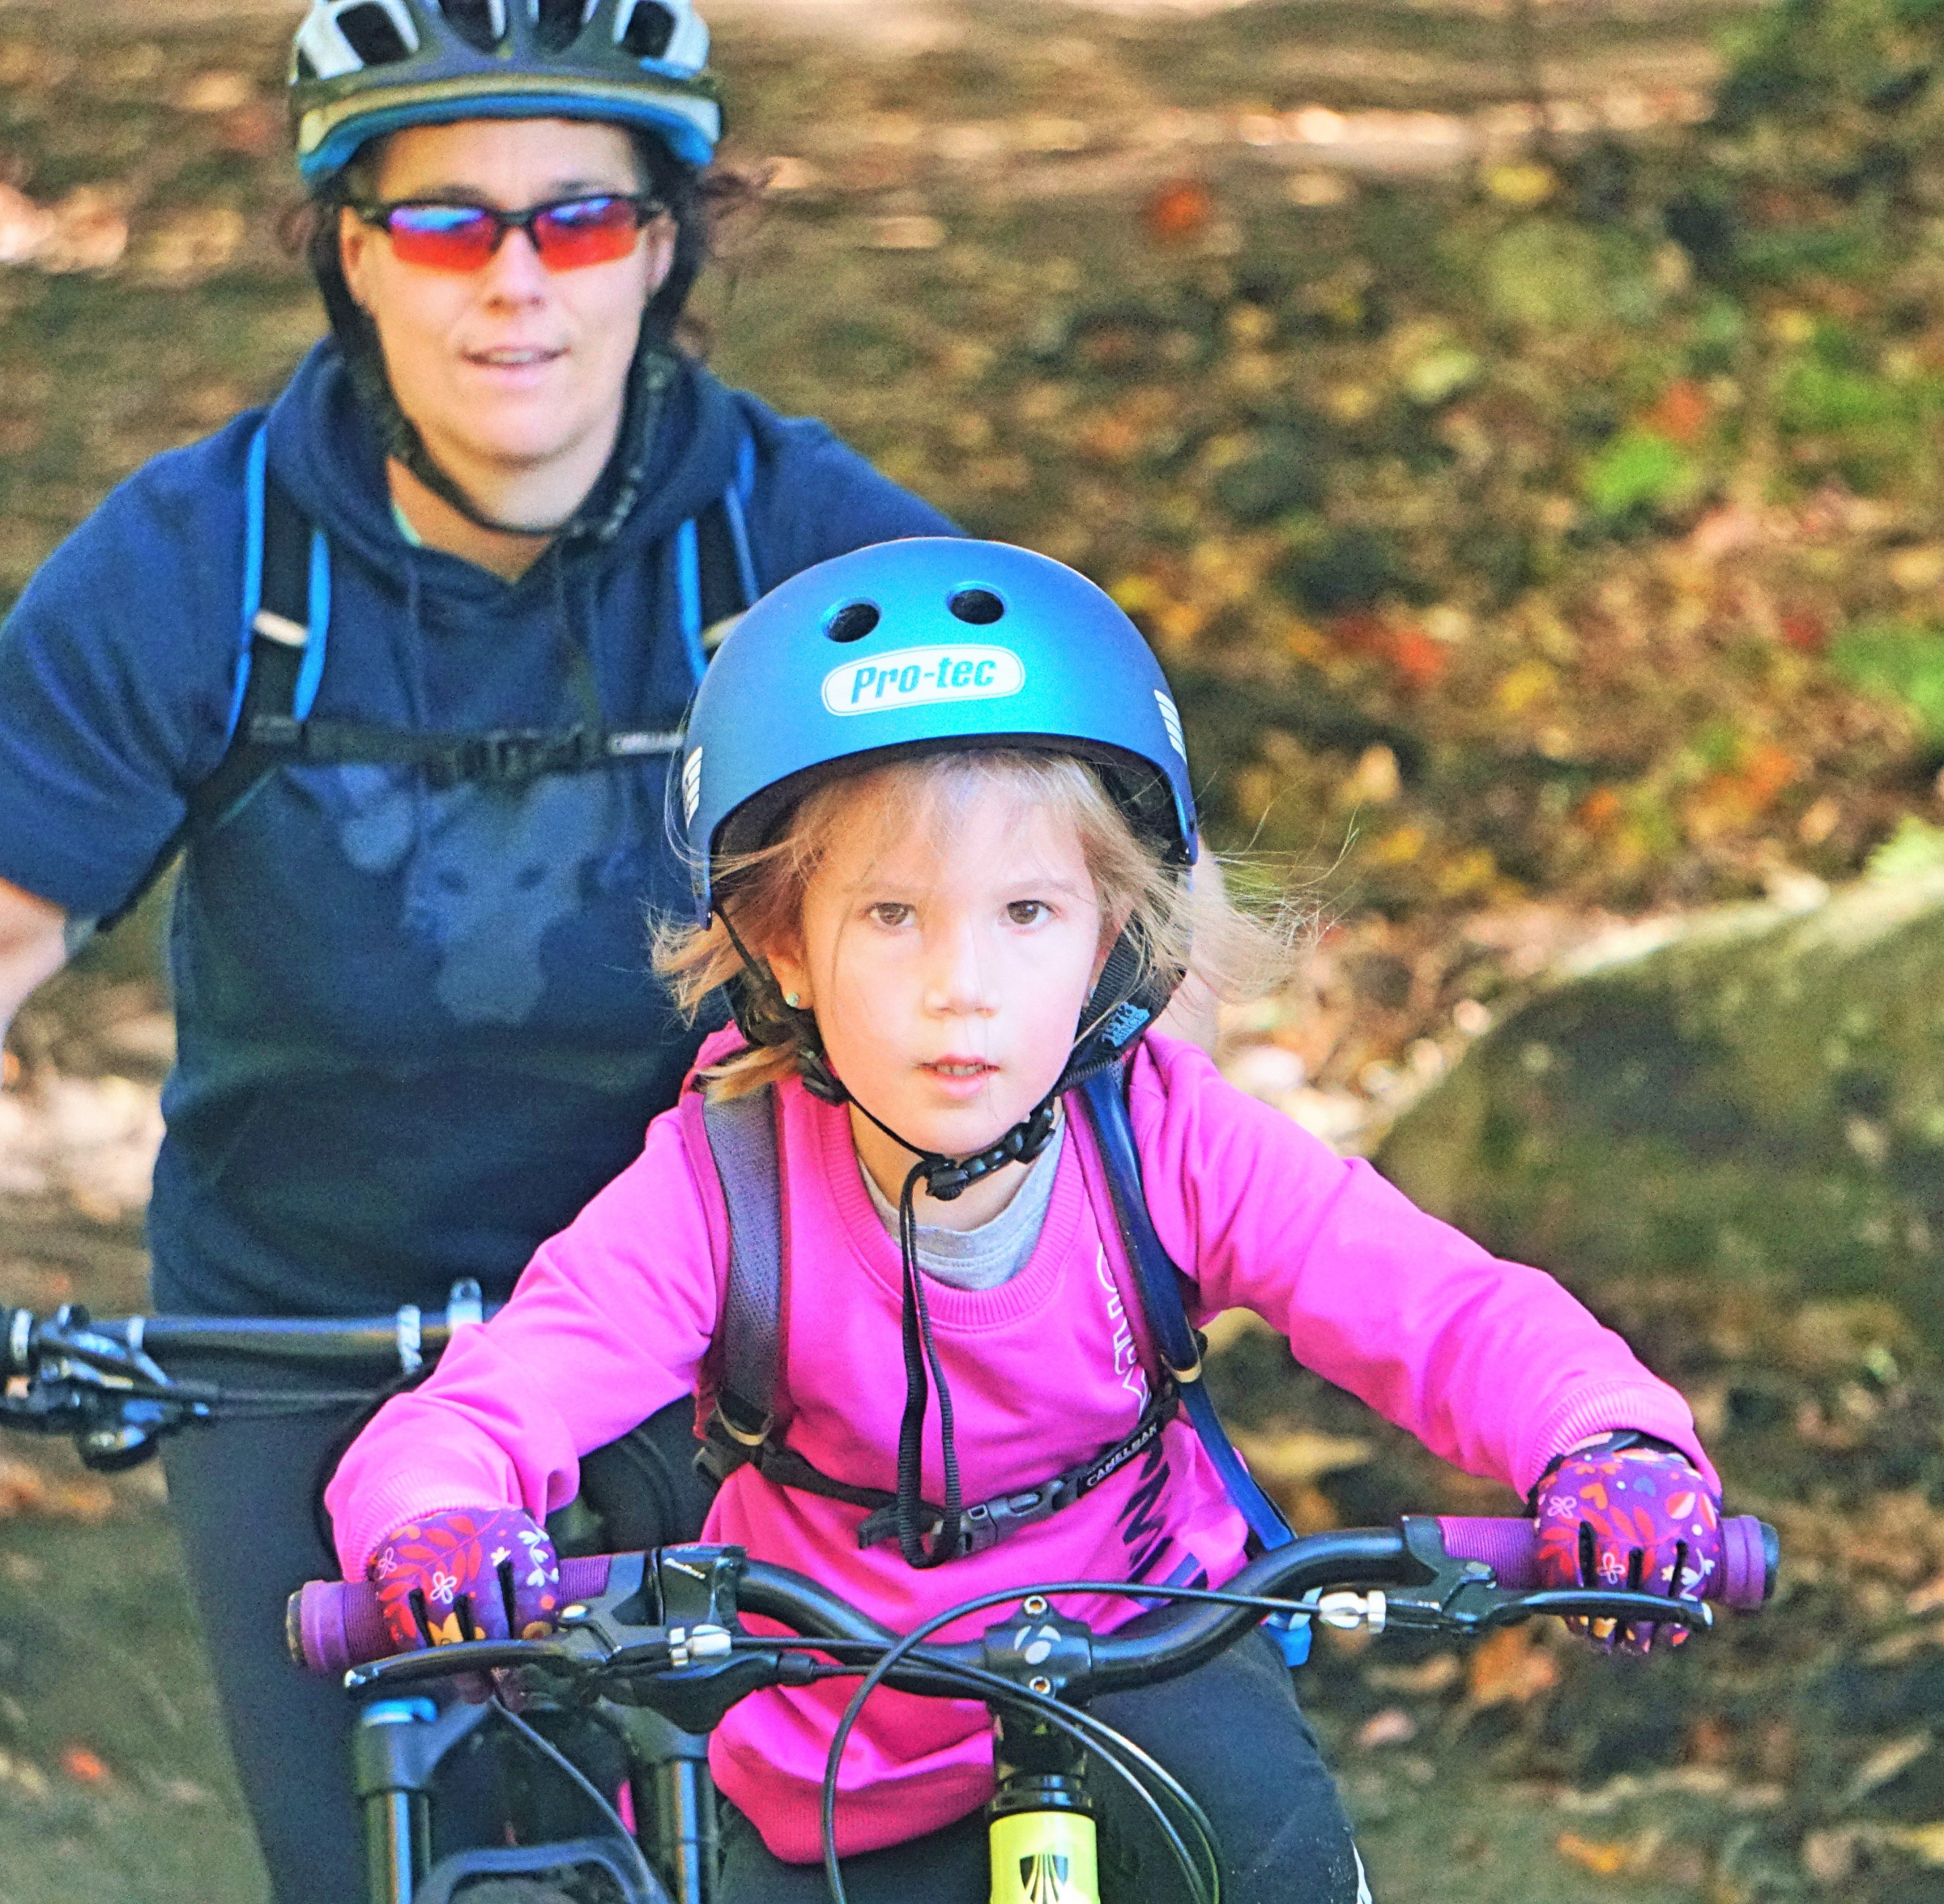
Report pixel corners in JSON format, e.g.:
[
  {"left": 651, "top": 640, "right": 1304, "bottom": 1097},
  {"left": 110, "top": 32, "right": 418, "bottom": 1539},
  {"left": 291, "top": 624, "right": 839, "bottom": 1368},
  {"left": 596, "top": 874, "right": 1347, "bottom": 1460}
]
[
  {"left": 697, "top": 1084, "right": 787, "bottom": 1459},
  {"left": 1076, "top": 1061, "right": 1314, "bottom": 1664},
  {"left": 1075, "top": 1064, "right": 1294, "bottom": 1552},
  {"left": 96, "top": 426, "right": 324, "bottom": 931},
  {"left": 94, "top": 426, "right": 765, "bottom": 936}
]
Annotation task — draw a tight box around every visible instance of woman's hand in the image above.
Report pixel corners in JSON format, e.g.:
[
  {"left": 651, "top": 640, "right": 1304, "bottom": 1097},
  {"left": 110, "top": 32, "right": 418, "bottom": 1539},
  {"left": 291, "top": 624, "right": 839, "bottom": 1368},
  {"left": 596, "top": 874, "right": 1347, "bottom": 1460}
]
[
  {"left": 367, "top": 1506, "right": 562, "bottom": 1655},
  {"left": 1532, "top": 1435, "right": 1722, "bottom": 1653}
]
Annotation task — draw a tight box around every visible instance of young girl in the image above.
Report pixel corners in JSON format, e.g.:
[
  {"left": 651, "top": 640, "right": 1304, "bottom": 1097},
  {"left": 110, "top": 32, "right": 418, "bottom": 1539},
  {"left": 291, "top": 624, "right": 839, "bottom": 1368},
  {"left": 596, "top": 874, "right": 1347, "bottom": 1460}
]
[{"left": 327, "top": 537, "right": 1725, "bottom": 1904}]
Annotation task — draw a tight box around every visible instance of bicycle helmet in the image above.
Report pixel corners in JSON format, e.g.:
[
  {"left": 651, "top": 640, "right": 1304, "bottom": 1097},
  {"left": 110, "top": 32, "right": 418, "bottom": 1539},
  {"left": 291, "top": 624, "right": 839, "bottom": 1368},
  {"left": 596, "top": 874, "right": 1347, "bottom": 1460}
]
[
  {"left": 290, "top": 0, "right": 722, "bottom": 183},
  {"left": 682, "top": 538, "right": 1197, "bottom": 919}
]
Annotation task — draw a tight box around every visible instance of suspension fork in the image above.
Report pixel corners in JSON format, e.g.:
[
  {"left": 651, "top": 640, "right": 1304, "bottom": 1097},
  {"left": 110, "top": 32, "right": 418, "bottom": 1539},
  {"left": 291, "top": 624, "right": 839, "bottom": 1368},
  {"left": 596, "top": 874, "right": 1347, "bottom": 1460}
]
[
  {"left": 612, "top": 1706, "right": 720, "bottom": 1904},
  {"left": 987, "top": 1707, "right": 1100, "bottom": 1904},
  {"left": 351, "top": 1698, "right": 493, "bottom": 1903}
]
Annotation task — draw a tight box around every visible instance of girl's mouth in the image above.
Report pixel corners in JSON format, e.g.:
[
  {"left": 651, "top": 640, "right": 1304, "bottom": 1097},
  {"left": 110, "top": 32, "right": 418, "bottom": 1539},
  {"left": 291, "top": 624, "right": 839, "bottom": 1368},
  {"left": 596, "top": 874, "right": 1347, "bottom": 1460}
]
[{"left": 922, "top": 1058, "right": 996, "bottom": 1096}]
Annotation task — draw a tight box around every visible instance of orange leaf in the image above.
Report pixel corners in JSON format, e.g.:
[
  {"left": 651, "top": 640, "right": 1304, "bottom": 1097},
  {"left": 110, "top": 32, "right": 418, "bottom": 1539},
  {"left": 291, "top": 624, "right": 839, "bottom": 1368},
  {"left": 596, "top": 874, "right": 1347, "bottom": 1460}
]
[
  {"left": 1466, "top": 1625, "right": 1559, "bottom": 1706},
  {"left": 1145, "top": 179, "right": 1213, "bottom": 241},
  {"left": 60, "top": 1745, "right": 109, "bottom": 1785},
  {"left": 1556, "top": 1832, "right": 1629, "bottom": 1876}
]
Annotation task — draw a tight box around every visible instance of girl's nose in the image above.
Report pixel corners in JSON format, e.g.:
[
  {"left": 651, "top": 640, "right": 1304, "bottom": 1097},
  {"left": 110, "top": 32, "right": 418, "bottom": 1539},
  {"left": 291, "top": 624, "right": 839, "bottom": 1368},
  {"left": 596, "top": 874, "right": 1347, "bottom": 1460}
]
[{"left": 923, "top": 920, "right": 995, "bottom": 1017}]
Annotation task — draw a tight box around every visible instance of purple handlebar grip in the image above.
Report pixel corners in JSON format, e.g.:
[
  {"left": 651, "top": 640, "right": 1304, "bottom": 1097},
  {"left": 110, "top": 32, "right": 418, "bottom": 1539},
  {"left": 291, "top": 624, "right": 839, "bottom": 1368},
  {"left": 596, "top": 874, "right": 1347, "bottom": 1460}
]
[
  {"left": 288, "top": 1554, "right": 613, "bottom": 1675},
  {"left": 1435, "top": 1514, "right": 1776, "bottom": 1609}
]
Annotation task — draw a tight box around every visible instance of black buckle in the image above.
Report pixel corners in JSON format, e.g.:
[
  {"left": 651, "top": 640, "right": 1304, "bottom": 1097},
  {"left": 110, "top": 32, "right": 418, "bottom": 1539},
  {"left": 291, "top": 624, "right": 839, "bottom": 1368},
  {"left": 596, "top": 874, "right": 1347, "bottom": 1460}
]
[
  {"left": 957, "top": 1480, "right": 1069, "bottom": 1554},
  {"left": 429, "top": 728, "right": 600, "bottom": 790},
  {"left": 859, "top": 1478, "right": 1068, "bottom": 1557}
]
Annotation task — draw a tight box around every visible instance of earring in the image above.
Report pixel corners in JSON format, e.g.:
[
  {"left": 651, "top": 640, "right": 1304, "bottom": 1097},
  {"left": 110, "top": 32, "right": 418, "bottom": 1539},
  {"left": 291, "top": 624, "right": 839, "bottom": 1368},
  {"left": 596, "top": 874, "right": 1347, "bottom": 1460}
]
[{"left": 783, "top": 991, "right": 804, "bottom": 1010}]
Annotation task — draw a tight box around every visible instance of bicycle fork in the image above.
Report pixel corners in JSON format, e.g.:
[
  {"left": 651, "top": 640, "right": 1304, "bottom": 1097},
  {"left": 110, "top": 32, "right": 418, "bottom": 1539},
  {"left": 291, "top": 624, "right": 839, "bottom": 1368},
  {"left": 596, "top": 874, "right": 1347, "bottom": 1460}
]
[{"left": 987, "top": 1708, "right": 1100, "bottom": 1904}]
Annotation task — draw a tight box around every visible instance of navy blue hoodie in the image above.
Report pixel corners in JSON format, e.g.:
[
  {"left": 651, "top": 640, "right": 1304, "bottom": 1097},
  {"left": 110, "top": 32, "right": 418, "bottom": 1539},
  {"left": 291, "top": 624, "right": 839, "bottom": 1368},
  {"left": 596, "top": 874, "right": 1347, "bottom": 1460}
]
[{"left": 0, "top": 342, "right": 953, "bottom": 1314}]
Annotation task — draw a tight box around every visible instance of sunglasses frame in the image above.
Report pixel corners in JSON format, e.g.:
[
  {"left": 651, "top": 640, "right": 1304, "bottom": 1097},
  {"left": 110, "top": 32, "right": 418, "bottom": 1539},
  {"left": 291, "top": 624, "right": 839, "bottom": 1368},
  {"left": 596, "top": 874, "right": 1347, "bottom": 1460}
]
[{"left": 352, "top": 193, "right": 669, "bottom": 272}]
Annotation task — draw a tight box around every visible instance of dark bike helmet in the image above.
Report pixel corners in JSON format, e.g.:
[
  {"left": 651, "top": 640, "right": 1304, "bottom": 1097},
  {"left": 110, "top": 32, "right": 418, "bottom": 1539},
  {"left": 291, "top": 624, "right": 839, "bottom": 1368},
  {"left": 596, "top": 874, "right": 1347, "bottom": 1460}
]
[
  {"left": 290, "top": 0, "right": 721, "bottom": 183},
  {"left": 680, "top": 537, "right": 1200, "bottom": 1173}
]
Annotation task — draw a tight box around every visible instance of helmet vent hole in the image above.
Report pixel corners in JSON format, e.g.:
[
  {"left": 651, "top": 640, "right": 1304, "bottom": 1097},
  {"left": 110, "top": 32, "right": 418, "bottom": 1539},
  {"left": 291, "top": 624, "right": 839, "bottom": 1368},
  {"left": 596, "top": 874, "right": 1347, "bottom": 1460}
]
[
  {"left": 948, "top": 588, "right": 1004, "bottom": 626},
  {"left": 337, "top": 2, "right": 416, "bottom": 63},
  {"left": 825, "top": 601, "right": 880, "bottom": 644},
  {"left": 617, "top": 0, "right": 678, "bottom": 58},
  {"left": 437, "top": 0, "right": 503, "bottom": 53},
  {"left": 531, "top": 0, "right": 586, "bottom": 53}
]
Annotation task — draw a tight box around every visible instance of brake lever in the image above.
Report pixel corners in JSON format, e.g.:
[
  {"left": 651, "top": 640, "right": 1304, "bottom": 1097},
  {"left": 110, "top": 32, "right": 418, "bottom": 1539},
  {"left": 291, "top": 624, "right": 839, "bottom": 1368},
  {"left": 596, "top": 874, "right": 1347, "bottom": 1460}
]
[{"left": 344, "top": 1629, "right": 604, "bottom": 1692}]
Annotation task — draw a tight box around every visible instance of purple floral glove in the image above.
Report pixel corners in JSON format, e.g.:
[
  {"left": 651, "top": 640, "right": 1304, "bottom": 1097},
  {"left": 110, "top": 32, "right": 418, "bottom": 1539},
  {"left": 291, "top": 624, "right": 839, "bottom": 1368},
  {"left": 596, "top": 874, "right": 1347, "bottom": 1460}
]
[
  {"left": 368, "top": 1506, "right": 562, "bottom": 1656},
  {"left": 1533, "top": 1435, "right": 1721, "bottom": 1654}
]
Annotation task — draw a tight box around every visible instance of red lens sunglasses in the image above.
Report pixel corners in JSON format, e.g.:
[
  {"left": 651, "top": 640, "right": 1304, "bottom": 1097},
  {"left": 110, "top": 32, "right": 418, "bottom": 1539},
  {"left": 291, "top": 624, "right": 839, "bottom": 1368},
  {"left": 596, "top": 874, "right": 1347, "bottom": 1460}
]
[{"left": 354, "top": 194, "right": 667, "bottom": 273}]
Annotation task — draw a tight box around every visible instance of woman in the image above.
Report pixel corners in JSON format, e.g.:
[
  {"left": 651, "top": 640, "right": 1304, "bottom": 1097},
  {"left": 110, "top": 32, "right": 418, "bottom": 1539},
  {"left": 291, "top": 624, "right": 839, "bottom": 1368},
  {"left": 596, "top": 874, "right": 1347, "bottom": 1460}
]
[{"left": 0, "top": 2, "right": 952, "bottom": 1896}]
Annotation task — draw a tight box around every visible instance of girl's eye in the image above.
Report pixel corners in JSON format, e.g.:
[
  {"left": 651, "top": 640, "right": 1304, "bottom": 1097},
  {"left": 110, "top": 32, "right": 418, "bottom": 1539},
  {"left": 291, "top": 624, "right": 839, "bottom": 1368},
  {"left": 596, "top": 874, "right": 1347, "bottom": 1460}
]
[
  {"left": 868, "top": 902, "right": 912, "bottom": 927},
  {"left": 1007, "top": 900, "right": 1048, "bottom": 926}
]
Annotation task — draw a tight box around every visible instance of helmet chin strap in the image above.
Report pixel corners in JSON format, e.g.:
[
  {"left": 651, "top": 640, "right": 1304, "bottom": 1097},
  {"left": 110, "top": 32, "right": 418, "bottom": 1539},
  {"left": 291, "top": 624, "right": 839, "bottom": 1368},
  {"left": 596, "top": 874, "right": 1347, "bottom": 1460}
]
[{"left": 343, "top": 321, "right": 676, "bottom": 541}]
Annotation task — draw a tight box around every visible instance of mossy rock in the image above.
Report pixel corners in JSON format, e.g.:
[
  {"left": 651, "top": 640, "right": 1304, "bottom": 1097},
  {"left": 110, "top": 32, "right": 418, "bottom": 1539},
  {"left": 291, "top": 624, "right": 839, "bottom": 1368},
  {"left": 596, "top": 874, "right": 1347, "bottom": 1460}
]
[{"left": 1377, "top": 868, "right": 1944, "bottom": 1342}]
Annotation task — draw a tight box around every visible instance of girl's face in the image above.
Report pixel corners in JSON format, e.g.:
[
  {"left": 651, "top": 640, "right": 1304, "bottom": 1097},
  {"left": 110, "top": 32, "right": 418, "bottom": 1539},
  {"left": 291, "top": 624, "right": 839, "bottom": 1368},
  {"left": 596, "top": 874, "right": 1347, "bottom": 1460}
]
[
  {"left": 766, "top": 777, "right": 1108, "bottom": 1200},
  {"left": 339, "top": 117, "right": 671, "bottom": 492}
]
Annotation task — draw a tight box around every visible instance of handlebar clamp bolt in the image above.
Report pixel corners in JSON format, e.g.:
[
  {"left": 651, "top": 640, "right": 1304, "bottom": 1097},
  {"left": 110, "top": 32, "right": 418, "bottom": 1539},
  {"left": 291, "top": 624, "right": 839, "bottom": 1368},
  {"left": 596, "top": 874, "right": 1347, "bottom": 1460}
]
[
  {"left": 559, "top": 1604, "right": 589, "bottom": 1624},
  {"left": 1028, "top": 1675, "right": 1054, "bottom": 1696},
  {"left": 1021, "top": 1596, "right": 1050, "bottom": 1617}
]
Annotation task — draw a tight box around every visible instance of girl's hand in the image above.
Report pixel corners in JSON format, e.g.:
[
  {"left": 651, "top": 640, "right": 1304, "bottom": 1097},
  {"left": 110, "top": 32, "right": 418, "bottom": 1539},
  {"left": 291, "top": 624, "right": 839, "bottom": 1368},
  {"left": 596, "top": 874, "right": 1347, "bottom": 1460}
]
[
  {"left": 1532, "top": 1436, "right": 1722, "bottom": 1654},
  {"left": 367, "top": 1506, "right": 562, "bottom": 1655}
]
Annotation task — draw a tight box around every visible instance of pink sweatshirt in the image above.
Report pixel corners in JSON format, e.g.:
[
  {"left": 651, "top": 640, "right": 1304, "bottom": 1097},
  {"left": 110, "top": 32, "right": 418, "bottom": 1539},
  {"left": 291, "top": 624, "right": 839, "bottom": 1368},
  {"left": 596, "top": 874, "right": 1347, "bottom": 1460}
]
[{"left": 327, "top": 1030, "right": 1712, "bottom": 1861}]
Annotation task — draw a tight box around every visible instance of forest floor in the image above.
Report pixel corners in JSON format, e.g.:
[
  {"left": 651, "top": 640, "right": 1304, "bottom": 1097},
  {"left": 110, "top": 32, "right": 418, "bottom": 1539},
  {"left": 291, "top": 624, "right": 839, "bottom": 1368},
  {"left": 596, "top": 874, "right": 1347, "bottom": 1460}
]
[{"left": 3, "top": 0, "right": 1942, "bottom": 1899}]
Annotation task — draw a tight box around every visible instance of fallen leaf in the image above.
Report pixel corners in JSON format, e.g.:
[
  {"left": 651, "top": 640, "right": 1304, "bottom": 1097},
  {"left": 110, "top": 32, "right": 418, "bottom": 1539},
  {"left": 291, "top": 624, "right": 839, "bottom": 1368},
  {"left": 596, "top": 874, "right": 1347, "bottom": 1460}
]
[
  {"left": 1841, "top": 1730, "right": 1931, "bottom": 1807},
  {"left": 1145, "top": 180, "right": 1213, "bottom": 242},
  {"left": 59, "top": 1745, "right": 109, "bottom": 1786},
  {"left": 1555, "top": 1831, "right": 1629, "bottom": 1876},
  {"left": 1466, "top": 1625, "right": 1559, "bottom": 1707},
  {"left": 1354, "top": 1706, "right": 1418, "bottom": 1749}
]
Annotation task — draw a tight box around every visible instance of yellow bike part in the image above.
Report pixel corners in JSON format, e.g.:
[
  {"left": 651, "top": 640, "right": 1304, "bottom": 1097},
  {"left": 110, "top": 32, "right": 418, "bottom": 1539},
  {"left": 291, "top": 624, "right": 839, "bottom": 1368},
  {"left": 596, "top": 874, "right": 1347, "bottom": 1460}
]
[{"left": 989, "top": 1808, "right": 1100, "bottom": 1904}]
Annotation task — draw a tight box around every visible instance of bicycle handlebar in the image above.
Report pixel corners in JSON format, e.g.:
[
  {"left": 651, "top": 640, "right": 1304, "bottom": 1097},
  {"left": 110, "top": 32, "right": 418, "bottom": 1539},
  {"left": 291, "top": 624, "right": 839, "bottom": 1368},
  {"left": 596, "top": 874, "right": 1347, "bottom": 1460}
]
[
  {"left": 1, "top": 1289, "right": 496, "bottom": 1380},
  {"left": 290, "top": 1512, "right": 1779, "bottom": 1680}
]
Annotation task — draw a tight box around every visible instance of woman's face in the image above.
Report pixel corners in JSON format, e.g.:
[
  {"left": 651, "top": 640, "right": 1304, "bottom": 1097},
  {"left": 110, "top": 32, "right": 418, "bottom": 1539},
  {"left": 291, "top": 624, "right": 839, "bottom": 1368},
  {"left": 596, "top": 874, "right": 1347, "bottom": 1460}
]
[
  {"left": 767, "top": 776, "right": 1108, "bottom": 1183},
  {"left": 339, "top": 117, "right": 672, "bottom": 489}
]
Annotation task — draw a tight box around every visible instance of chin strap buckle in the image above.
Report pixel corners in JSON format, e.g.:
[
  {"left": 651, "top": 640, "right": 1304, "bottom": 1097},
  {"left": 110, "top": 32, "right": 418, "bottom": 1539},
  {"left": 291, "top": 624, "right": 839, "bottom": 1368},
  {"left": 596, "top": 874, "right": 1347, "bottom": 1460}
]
[{"left": 921, "top": 1098, "right": 1059, "bottom": 1202}]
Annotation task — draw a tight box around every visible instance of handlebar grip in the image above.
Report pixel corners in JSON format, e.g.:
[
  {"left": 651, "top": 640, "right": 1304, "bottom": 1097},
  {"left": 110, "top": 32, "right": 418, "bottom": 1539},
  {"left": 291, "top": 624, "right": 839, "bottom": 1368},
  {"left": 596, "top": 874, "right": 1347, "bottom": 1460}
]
[
  {"left": 1435, "top": 1514, "right": 1778, "bottom": 1609},
  {"left": 287, "top": 1555, "right": 615, "bottom": 1674}
]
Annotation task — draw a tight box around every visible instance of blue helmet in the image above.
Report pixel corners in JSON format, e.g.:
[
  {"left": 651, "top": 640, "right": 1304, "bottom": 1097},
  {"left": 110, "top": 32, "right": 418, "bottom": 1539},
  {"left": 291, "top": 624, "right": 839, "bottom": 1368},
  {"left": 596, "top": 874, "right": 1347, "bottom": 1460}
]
[
  {"left": 289, "top": 0, "right": 721, "bottom": 183},
  {"left": 678, "top": 538, "right": 1198, "bottom": 923}
]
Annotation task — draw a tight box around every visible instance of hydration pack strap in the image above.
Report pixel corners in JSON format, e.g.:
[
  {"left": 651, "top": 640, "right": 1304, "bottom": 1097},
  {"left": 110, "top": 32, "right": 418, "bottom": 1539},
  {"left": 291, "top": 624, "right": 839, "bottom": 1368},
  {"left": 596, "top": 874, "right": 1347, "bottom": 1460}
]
[
  {"left": 1077, "top": 1065, "right": 1313, "bottom": 1666},
  {"left": 1076, "top": 1067, "right": 1295, "bottom": 1553},
  {"left": 96, "top": 427, "right": 323, "bottom": 930}
]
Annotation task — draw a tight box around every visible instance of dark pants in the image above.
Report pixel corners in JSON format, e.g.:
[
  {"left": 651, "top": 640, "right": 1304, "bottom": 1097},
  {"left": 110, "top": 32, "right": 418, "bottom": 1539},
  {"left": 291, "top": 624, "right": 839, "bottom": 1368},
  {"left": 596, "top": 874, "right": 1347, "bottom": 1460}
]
[
  {"left": 160, "top": 1374, "right": 713, "bottom": 1904},
  {"left": 717, "top": 1624, "right": 1369, "bottom": 1904}
]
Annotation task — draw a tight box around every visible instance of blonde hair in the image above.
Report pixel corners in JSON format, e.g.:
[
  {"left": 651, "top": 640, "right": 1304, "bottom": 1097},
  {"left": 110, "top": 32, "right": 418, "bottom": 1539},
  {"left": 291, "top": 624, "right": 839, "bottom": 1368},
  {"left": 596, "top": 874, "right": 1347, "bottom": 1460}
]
[{"left": 653, "top": 749, "right": 1302, "bottom": 1100}]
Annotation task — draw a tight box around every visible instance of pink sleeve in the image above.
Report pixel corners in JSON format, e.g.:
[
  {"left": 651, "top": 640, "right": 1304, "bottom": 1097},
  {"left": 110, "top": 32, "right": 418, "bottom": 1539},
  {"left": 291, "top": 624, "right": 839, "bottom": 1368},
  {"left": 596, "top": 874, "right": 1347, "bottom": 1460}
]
[
  {"left": 324, "top": 1105, "right": 722, "bottom": 1579},
  {"left": 1128, "top": 1036, "right": 1718, "bottom": 1498}
]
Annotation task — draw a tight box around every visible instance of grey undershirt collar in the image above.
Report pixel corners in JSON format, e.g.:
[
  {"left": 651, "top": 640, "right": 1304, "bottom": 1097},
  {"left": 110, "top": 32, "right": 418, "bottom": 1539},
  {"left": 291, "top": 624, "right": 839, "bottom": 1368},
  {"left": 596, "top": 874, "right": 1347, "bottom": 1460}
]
[{"left": 860, "top": 1122, "right": 1065, "bottom": 1292}]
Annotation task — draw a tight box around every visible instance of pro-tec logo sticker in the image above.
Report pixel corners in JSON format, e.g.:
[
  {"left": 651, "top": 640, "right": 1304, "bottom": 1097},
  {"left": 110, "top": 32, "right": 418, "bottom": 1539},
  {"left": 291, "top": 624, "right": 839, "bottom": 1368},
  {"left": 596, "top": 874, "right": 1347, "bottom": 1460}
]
[{"left": 822, "top": 645, "right": 1025, "bottom": 716}]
